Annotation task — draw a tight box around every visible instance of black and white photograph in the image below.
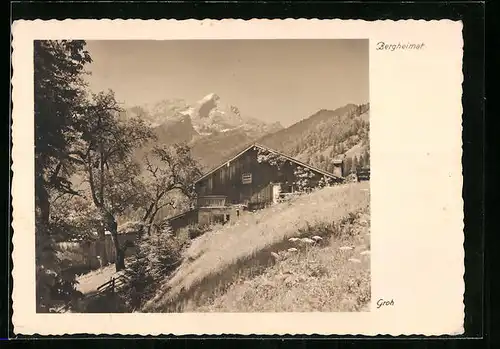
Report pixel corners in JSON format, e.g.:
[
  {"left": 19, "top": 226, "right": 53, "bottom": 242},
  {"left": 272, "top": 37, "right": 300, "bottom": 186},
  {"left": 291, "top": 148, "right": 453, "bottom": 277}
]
[
  {"left": 11, "top": 18, "right": 467, "bottom": 336},
  {"left": 34, "top": 39, "right": 371, "bottom": 313}
]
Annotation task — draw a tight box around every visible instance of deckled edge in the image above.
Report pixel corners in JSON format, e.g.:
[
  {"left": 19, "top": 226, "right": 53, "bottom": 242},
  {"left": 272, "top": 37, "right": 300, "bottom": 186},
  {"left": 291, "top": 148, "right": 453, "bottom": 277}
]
[
  {"left": 10, "top": 18, "right": 465, "bottom": 337},
  {"left": 459, "top": 18, "right": 466, "bottom": 337},
  {"left": 11, "top": 18, "right": 462, "bottom": 23},
  {"left": 11, "top": 18, "right": 18, "bottom": 337}
]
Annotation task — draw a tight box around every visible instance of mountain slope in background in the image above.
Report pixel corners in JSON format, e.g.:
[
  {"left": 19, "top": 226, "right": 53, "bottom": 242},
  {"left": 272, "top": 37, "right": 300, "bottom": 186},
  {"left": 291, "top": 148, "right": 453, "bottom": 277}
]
[
  {"left": 125, "top": 94, "right": 369, "bottom": 174},
  {"left": 258, "top": 103, "right": 370, "bottom": 174},
  {"left": 123, "top": 93, "right": 283, "bottom": 170}
]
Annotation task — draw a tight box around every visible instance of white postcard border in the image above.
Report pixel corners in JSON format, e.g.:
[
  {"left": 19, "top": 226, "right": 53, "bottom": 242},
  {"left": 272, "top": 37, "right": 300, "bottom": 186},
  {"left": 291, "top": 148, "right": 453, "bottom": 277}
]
[{"left": 11, "top": 19, "right": 464, "bottom": 336}]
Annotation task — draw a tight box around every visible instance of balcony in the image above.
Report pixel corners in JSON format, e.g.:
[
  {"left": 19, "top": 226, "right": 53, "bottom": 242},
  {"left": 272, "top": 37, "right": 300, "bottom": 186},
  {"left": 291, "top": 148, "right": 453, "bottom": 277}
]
[{"left": 197, "top": 195, "right": 227, "bottom": 208}]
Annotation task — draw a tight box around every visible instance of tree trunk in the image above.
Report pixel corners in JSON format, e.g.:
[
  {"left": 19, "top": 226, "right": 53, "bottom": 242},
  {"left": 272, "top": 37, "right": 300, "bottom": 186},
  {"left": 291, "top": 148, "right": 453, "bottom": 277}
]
[
  {"left": 35, "top": 178, "right": 50, "bottom": 231},
  {"left": 97, "top": 234, "right": 109, "bottom": 266},
  {"left": 111, "top": 232, "right": 125, "bottom": 272},
  {"left": 96, "top": 114, "right": 111, "bottom": 267},
  {"left": 95, "top": 207, "right": 111, "bottom": 266},
  {"left": 146, "top": 213, "right": 156, "bottom": 236},
  {"left": 95, "top": 220, "right": 109, "bottom": 266},
  {"left": 111, "top": 233, "right": 125, "bottom": 271},
  {"left": 115, "top": 247, "right": 125, "bottom": 271},
  {"left": 104, "top": 211, "right": 125, "bottom": 272}
]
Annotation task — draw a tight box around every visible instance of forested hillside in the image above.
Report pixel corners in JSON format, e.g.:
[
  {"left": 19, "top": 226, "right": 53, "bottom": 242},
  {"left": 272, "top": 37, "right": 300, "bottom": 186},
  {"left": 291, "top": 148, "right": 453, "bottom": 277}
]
[{"left": 259, "top": 103, "right": 370, "bottom": 174}]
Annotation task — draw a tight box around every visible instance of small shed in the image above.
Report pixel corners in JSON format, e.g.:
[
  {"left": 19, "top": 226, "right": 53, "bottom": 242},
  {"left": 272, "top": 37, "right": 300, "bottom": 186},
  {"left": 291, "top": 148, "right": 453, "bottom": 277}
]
[
  {"left": 332, "top": 155, "right": 345, "bottom": 178},
  {"left": 167, "top": 209, "right": 199, "bottom": 232}
]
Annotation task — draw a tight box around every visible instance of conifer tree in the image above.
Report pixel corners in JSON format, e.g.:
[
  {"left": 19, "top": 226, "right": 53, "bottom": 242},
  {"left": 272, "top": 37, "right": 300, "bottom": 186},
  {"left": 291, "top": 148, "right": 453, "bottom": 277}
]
[{"left": 34, "top": 40, "right": 92, "bottom": 312}]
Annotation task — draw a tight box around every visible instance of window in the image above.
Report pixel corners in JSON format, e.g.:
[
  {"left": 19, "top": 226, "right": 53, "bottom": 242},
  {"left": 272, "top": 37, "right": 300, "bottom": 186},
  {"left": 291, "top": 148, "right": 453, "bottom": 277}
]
[
  {"left": 208, "top": 177, "right": 213, "bottom": 190},
  {"left": 242, "top": 173, "right": 252, "bottom": 184}
]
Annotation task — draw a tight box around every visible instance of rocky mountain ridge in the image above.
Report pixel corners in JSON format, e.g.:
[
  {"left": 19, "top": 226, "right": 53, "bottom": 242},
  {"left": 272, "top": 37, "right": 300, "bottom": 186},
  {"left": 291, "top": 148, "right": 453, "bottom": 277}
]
[
  {"left": 124, "top": 93, "right": 283, "bottom": 138},
  {"left": 124, "top": 93, "right": 369, "bottom": 173}
]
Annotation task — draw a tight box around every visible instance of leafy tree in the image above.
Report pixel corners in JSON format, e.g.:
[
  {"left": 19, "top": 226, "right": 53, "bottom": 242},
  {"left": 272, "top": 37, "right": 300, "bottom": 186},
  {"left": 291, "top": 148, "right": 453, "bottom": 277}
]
[
  {"left": 293, "top": 166, "right": 315, "bottom": 192},
  {"left": 71, "top": 90, "right": 155, "bottom": 271},
  {"left": 318, "top": 175, "right": 332, "bottom": 188},
  {"left": 50, "top": 195, "right": 101, "bottom": 243},
  {"left": 34, "top": 40, "right": 92, "bottom": 312},
  {"left": 140, "top": 143, "right": 202, "bottom": 235},
  {"left": 256, "top": 148, "right": 288, "bottom": 169}
]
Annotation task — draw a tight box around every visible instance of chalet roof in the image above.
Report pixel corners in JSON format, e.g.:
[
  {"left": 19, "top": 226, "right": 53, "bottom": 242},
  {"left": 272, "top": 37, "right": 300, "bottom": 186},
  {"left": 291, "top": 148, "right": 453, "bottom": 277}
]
[{"left": 194, "top": 143, "right": 343, "bottom": 184}]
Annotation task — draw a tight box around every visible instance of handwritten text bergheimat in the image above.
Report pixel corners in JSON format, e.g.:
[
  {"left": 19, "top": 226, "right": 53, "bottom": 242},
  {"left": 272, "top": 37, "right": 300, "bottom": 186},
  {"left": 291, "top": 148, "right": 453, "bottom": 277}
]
[{"left": 376, "top": 42, "right": 425, "bottom": 51}]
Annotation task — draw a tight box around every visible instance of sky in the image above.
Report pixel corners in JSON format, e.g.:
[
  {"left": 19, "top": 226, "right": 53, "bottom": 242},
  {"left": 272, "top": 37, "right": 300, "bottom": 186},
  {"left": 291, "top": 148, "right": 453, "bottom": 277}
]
[{"left": 84, "top": 39, "right": 369, "bottom": 127}]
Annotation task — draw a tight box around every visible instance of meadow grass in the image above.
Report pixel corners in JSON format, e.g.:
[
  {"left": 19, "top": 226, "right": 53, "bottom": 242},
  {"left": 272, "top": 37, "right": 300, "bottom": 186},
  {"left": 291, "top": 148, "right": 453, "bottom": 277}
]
[
  {"left": 192, "top": 206, "right": 370, "bottom": 312},
  {"left": 143, "top": 181, "right": 370, "bottom": 312}
]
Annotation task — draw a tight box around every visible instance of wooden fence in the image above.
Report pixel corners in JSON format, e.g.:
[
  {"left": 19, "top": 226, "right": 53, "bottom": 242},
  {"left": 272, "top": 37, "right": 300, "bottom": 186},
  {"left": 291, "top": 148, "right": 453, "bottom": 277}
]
[
  {"left": 96, "top": 274, "right": 130, "bottom": 295},
  {"left": 55, "top": 232, "right": 137, "bottom": 272}
]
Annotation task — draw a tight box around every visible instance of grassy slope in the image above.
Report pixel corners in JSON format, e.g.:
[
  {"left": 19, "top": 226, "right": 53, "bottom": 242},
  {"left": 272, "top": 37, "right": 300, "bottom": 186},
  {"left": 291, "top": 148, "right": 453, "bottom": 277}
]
[
  {"left": 143, "top": 181, "right": 370, "bottom": 312},
  {"left": 193, "top": 206, "right": 370, "bottom": 312}
]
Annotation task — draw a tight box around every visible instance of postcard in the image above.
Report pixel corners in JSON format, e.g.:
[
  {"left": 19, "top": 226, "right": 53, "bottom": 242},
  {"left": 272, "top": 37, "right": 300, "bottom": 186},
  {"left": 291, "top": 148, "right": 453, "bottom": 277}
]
[{"left": 11, "top": 19, "right": 464, "bottom": 335}]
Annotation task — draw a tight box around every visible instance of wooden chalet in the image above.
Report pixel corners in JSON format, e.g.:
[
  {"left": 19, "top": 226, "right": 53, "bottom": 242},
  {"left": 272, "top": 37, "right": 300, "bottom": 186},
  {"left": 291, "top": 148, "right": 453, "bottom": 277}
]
[{"left": 168, "top": 143, "right": 344, "bottom": 230}]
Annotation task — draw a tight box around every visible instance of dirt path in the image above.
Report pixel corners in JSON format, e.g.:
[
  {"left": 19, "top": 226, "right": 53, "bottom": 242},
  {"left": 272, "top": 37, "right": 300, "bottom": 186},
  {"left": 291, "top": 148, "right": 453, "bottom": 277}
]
[{"left": 76, "top": 263, "right": 123, "bottom": 295}]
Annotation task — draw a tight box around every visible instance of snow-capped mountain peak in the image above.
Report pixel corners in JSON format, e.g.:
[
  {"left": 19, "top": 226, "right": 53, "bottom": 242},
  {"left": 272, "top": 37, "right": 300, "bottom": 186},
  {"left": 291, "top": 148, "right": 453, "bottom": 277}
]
[
  {"left": 125, "top": 93, "right": 283, "bottom": 137},
  {"left": 194, "top": 93, "right": 221, "bottom": 120},
  {"left": 200, "top": 92, "right": 220, "bottom": 103}
]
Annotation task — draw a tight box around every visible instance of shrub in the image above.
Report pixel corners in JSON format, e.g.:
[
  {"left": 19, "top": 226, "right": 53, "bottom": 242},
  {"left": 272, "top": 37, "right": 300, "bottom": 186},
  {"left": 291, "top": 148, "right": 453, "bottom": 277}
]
[
  {"left": 36, "top": 223, "right": 86, "bottom": 313},
  {"left": 318, "top": 175, "right": 333, "bottom": 188},
  {"left": 175, "top": 227, "right": 191, "bottom": 247},
  {"left": 143, "top": 225, "right": 182, "bottom": 280},
  {"left": 293, "top": 166, "right": 316, "bottom": 192},
  {"left": 119, "top": 256, "right": 154, "bottom": 311},
  {"left": 36, "top": 262, "right": 80, "bottom": 312},
  {"left": 185, "top": 225, "right": 210, "bottom": 240},
  {"left": 119, "top": 223, "right": 183, "bottom": 310}
]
